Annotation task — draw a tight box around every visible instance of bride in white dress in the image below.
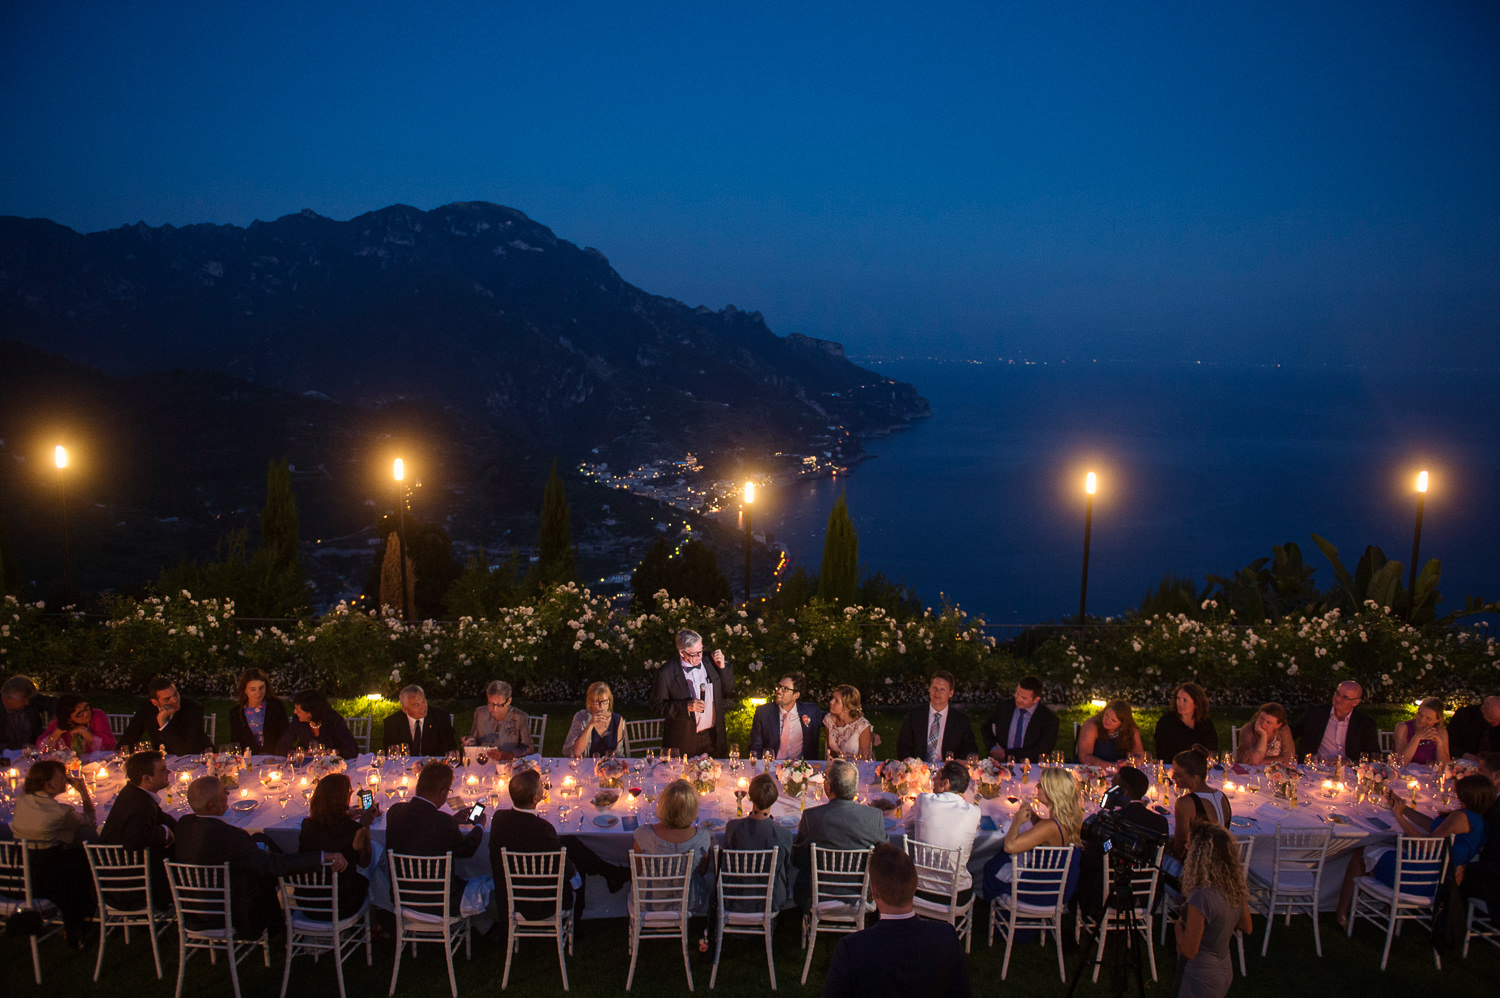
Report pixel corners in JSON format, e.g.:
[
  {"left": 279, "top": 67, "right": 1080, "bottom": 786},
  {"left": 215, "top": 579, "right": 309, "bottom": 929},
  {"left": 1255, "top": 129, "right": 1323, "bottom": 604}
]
[{"left": 823, "top": 684, "right": 874, "bottom": 760}]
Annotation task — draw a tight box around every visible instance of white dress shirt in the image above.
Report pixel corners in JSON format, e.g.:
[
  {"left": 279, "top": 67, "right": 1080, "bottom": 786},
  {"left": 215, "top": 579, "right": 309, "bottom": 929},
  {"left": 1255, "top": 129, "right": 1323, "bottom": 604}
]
[
  {"left": 1316, "top": 711, "right": 1350, "bottom": 762},
  {"left": 908, "top": 790, "right": 981, "bottom": 891},
  {"left": 681, "top": 660, "right": 714, "bottom": 733}
]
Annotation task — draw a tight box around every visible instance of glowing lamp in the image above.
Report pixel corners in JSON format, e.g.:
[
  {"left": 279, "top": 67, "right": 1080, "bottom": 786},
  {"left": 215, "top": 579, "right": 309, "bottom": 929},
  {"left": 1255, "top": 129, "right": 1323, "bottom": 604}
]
[
  {"left": 393, "top": 458, "right": 405, "bottom": 482},
  {"left": 55, "top": 445, "right": 68, "bottom": 469},
  {"left": 1085, "top": 472, "right": 1097, "bottom": 495},
  {"left": 744, "top": 482, "right": 755, "bottom": 504},
  {"left": 1416, "top": 470, "right": 1429, "bottom": 494}
]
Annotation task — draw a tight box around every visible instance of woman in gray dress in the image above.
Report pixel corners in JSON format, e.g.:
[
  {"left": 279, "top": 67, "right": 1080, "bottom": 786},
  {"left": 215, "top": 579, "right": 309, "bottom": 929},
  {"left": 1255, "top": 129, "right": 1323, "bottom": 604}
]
[
  {"left": 633, "top": 778, "right": 714, "bottom": 914},
  {"left": 1172, "top": 822, "right": 1253, "bottom": 998}
]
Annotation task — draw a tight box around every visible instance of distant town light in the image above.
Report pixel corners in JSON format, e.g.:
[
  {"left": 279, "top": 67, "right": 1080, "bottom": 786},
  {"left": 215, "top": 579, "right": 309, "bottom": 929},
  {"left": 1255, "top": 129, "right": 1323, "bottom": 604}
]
[
  {"left": 1085, "top": 472, "right": 1097, "bottom": 495},
  {"left": 393, "top": 457, "right": 405, "bottom": 482},
  {"left": 1416, "top": 470, "right": 1428, "bottom": 493},
  {"left": 55, "top": 445, "right": 68, "bottom": 469}
]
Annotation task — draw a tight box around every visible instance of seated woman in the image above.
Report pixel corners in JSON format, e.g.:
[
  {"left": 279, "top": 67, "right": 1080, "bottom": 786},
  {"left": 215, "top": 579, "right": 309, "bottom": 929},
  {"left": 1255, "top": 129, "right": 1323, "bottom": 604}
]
[
  {"left": 275, "top": 689, "right": 360, "bottom": 759},
  {"left": 632, "top": 778, "right": 714, "bottom": 915},
  {"left": 982, "top": 767, "right": 1083, "bottom": 903},
  {"left": 464, "top": 680, "right": 533, "bottom": 758},
  {"left": 1163, "top": 749, "right": 1232, "bottom": 880},
  {"left": 1154, "top": 682, "right": 1218, "bottom": 761},
  {"left": 36, "top": 694, "right": 116, "bottom": 755},
  {"left": 1233, "top": 703, "right": 1296, "bottom": 766},
  {"left": 298, "top": 772, "right": 379, "bottom": 916},
  {"left": 12, "top": 759, "right": 97, "bottom": 945},
  {"left": 1337, "top": 773, "right": 1494, "bottom": 926},
  {"left": 228, "top": 668, "right": 288, "bottom": 754},
  {"left": 823, "top": 684, "right": 874, "bottom": 761},
  {"left": 723, "top": 772, "right": 794, "bottom": 911},
  {"left": 1394, "top": 697, "right": 1451, "bottom": 767},
  {"left": 563, "top": 681, "right": 626, "bottom": 758},
  {"left": 1076, "top": 700, "right": 1145, "bottom": 766},
  {"left": 1173, "top": 822, "right": 1254, "bottom": 998}
]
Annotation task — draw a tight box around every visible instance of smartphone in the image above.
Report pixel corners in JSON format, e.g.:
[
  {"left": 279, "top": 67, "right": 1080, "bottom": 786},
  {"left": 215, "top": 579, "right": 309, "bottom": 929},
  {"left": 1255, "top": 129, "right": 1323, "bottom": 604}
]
[
  {"left": 466, "top": 802, "right": 486, "bottom": 823},
  {"left": 358, "top": 787, "right": 374, "bottom": 810}
]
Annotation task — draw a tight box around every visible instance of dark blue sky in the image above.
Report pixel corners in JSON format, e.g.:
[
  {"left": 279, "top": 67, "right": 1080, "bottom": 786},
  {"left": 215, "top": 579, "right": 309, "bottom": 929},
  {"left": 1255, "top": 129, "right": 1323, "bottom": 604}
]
[{"left": 3, "top": 2, "right": 1496, "bottom": 367}]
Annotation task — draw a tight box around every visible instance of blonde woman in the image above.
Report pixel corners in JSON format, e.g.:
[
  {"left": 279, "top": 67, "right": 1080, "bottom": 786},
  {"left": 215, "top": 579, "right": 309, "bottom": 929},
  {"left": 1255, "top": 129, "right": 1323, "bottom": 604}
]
[
  {"left": 563, "top": 681, "right": 626, "bottom": 758},
  {"left": 823, "top": 684, "right": 874, "bottom": 760},
  {"left": 1173, "top": 822, "right": 1254, "bottom": 998},
  {"left": 983, "top": 767, "right": 1083, "bottom": 902},
  {"left": 1076, "top": 700, "right": 1145, "bottom": 766},
  {"left": 632, "top": 778, "right": 713, "bottom": 914},
  {"left": 1393, "top": 698, "right": 1450, "bottom": 767},
  {"left": 1233, "top": 703, "right": 1296, "bottom": 766}
]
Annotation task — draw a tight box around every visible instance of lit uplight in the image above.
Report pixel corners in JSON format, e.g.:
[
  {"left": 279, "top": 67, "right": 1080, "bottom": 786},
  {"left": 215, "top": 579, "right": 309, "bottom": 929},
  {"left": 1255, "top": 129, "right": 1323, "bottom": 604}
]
[
  {"left": 1085, "top": 472, "right": 1097, "bottom": 495},
  {"left": 393, "top": 458, "right": 405, "bottom": 482},
  {"left": 747, "top": 697, "right": 768, "bottom": 707},
  {"left": 55, "top": 445, "right": 68, "bottom": 470},
  {"left": 1416, "top": 470, "right": 1429, "bottom": 494},
  {"left": 1090, "top": 698, "right": 1106, "bottom": 708},
  {"left": 744, "top": 481, "right": 756, "bottom": 504},
  {"left": 366, "top": 692, "right": 382, "bottom": 701}
]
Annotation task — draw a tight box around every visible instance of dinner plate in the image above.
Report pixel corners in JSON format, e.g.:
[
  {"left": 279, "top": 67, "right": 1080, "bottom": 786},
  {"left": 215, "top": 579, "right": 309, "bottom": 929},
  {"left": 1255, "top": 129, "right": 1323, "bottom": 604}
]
[
  {"left": 700, "top": 818, "right": 725, "bottom": 831},
  {"left": 231, "top": 799, "right": 259, "bottom": 812},
  {"left": 777, "top": 816, "right": 800, "bottom": 828},
  {"left": 592, "top": 814, "right": 619, "bottom": 828},
  {"left": 1228, "top": 815, "right": 1256, "bottom": 829}
]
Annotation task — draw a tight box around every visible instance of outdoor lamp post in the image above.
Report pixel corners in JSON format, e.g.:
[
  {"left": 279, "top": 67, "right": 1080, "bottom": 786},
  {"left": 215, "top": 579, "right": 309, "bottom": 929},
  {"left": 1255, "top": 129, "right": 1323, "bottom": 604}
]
[
  {"left": 743, "top": 482, "right": 755, "bottom": 607},
  {"left": 394, "top": 458, "right": 410, "bottom": 621},
  {"left": 1079, "top": 472, "right": 1096, "bottom": 625},
  {"left": 1407, "top": 469, "right": 1428, "bottom": 620},
  {"left": 55, "top": 445, "right": 72, "bottom": 597}
]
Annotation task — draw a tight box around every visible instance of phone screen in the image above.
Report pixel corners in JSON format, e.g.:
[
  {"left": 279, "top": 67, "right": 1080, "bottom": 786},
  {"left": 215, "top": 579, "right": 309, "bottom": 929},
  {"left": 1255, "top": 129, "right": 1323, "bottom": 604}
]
[
  {"left": 358, "top": 788, "right": 374, "bottom": 810},
  {"left": 467, "top": 802, "right": 485, "bottom": 823}
]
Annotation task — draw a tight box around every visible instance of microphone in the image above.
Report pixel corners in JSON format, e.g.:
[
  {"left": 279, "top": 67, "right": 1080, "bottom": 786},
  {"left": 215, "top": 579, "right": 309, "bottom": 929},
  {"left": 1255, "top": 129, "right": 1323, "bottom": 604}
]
[{"left": 698, "top": 683, "right": 706, "bottom": 702}]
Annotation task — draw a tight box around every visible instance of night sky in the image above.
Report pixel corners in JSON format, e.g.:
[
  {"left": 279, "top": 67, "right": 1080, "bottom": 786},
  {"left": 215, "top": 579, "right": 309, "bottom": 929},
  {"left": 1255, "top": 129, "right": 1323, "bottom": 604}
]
[{"left": 3, "top": 2, "right": 1496, "bottom": 368}]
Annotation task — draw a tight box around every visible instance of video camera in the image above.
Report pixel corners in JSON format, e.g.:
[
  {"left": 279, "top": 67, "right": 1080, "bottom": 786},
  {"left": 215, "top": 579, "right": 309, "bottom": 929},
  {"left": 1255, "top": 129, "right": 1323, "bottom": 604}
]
[{"left": 1081, "top": 787, "right": 1170, "bottom": 867}]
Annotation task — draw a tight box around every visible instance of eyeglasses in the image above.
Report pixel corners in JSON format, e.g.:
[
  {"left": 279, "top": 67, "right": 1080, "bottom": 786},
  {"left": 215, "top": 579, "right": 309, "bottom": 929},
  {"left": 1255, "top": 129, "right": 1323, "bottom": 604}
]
[
  {"left": 682, "top": 650, "right": 704, "bottom": 660},
  {"left": 1334, "top": 692, "right": 1362, "bottom": 703},
  {"left": 487, "top": 699, "right": 511, "bottom": 709},
  {"left": 775, "top": 685, "right": 797, "bottom": 694}
]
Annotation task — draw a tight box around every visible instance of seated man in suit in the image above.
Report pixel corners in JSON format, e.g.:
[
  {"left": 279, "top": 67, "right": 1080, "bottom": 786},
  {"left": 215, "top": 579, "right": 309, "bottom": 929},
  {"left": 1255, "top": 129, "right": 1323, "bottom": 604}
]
[
  {"left": 982, "top": 675, "right": 1060, "bottom": 763},
  {"left": 382, "top": 684, "right": 457, "bottom": 757},
  {"left": 822, "top": 843, "right": 971, "bottom": 998},
  {"left": 748, "top": 670, "right": 824, "bottom": 760},
  {"left": 792, "top": 759, "right": 887, "bottom": 908},
  {"left": 98, "top": 750, "right": 177, "bottom": 910},
  {"left": 894, "top": 671, "right": 978, "bottom": 763},
  {"left": 907, "top": 760, "right": 981, "bottom": 905},
  {"left": 1450, "top": 696, "right": 1500, "bottom": 761},
  {"left": 120, "top": 675, "right": 213, "bottom": 755},
  {"left": 175, "top": 776, "right": 341, "bottom": 937},
  {"left": 1, "top": 675, "right": 54, "bottom": 751},
  {"left": 1295, "top": 680, "right": 1380, "bottom": 763},
  {"left": 385, "top": 761, "right": 484, "bottom": 910}
]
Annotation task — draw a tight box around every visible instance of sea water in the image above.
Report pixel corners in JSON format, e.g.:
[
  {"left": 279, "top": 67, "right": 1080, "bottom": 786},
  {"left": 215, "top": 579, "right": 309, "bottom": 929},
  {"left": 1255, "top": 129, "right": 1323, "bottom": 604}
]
[{"left": 757, "top": 360, "right": 1500, "bottom": 626}]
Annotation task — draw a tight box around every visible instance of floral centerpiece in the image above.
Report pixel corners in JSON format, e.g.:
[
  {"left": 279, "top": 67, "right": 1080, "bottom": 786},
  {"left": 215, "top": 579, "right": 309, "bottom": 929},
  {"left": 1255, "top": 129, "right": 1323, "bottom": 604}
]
[
  {"left": 877, "top": 758, "right": 932, "bottom": 798},
  {"left": 308, "top": 754, "right": 347, "bottom": 781},
  {"left": 594, "top": 757, "right": 630, "bottom": 788},
  {"left": 775, "top": 759, "right": 824, "bottom": 798},
  {"left": 968, "top": 757, "right": 1006, "bottom": 798},
  {"left": 683, "top": 754, "right": 723, "bottom": 794}
]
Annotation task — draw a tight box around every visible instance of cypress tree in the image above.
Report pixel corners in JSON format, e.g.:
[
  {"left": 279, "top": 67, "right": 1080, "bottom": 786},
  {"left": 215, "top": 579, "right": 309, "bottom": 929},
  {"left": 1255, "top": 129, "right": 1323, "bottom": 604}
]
[
  {"left": 252, "top": 458, "right": 306, "bottom": 615},
  {"left": 818, "top": 491, "right": 859, "bottom": 605},
  {"left": 535, "top": 460, "right": 576, "bottom": 586}
]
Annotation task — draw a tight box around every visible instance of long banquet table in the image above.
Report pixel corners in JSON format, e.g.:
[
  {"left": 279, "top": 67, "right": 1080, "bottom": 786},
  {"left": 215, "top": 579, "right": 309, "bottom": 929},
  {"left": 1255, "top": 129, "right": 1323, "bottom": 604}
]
[{"left": 2, "top": 752, "right": 1432, "bottom": 915}]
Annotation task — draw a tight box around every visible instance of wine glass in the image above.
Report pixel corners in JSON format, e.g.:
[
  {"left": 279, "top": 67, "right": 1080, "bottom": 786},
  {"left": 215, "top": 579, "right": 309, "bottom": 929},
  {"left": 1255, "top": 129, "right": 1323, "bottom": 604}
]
[
  {"left": 628, "top": 785, "right": 643, "bottom": 812},
  {"left": 733, "top": 787, "right": 747, "bottom": 816}
]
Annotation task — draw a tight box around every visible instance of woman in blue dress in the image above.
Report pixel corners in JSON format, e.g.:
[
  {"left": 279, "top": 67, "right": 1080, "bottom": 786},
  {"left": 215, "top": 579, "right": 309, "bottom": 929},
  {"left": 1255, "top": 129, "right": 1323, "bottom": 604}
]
[
  {"left": 564, "top": 681, "right": 627, "bottom": 758},
  {"left": 1076, "top": 700, "right": 1145, "bottom": 766}
]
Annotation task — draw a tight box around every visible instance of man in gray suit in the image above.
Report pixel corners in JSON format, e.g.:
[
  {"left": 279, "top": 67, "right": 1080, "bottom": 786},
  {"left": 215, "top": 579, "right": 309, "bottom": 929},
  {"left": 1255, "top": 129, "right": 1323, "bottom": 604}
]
[{"left": 792, "top": 759, "right": 887, "bottom": 907}]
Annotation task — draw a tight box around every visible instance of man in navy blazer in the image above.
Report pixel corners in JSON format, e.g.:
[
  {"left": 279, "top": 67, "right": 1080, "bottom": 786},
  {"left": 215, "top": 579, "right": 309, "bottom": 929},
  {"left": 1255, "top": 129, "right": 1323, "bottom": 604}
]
[
  {"left": 381, "top": 684, "right": 457, "bottom": 756},
  {"left": 982, "top": 676, "right": 1060, "bottom": 763},
  {"left": 894, "top": 671, "right": 978, "bottom": 763},
  {"left": 822, "top": 843, "right": 971, "bottom": 998},
  {"left": 748, "top": 670, "right": 824, "bottom": 759},
  {"left": 99, "top": 750, "right": 176, "bottom": 910}
]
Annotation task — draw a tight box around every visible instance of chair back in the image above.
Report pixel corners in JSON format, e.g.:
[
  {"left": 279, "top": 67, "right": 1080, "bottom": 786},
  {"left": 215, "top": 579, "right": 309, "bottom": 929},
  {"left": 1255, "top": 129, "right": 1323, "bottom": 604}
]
[
  {"left": 1102, "top": 844, "right": 1162, "bottom": 914},
  {"left": 1392, "top": 835, "right": 1449, "bottom": 898},
  {"left": 346, "top": 715, "right": 372, "bottom": 753},
  {"left": 1378, "top": 730, "right": 1395, "bottom": 754},
  {"left": 500, "top": 848, "right": 568, "bottom": 925},
  {"left": 1232, "top": 835, "right": 1255, "bottom": 872},
  {"left": 528, "top": 714, "right": 549, "bottom": 753},
  {"left": 203, "top": 713, "right": 217, "bottom": 746},
  {"left": 389, "top": 851, "right": 454, "bottom": 922},
  {"left": 1271, "top": 827, "right": 1331, "bottom": 888},
  {"left": 629, "top": 851, "right": 692, "bottom": 916},
  {"left": 623, "top": 718, "right": 663, "bottom": 757},
  {"left": 1010, "top": 845, "right": 1075, "bottom": 912},
  {"left": 0, "top": 840, "right": 39, "bottom": 902},
  {"left": 809, "top": 843, "right": 872, "bottom": 908},
  {"left": 904, "top": 837, "right": 963, "bottom": 905},
  {"left": 166, "top": 861, "right": 233, "bottom": 932},
  {"left": 280, "top": 866, "right": 342, "bottom": 923},
  {"left": 106, "top": 713, "right": 133, "bottom": 738},
  {"left": 715, "top": 846, "right": 777, "bottom": 916},
  {"left": 85, "top": 842, "right": 154, "bottom": 913}
]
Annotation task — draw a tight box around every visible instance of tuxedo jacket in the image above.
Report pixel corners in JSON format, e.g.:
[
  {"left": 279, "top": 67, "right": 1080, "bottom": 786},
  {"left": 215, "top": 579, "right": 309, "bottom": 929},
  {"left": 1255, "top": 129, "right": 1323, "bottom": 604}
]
[
  {"left": 99, "top": 782, "right": 177, "bottom": 908},
  {"left": 823, "top": 915, "right": 971, "bottom": 998},
  {"left": 1294, "top": 705, "right": 1380, "bottom": 761},
  {"left": 748, "top": 701, "right": 825, "bottom": 759},
  {"left": 174, "top": 814, "right": 322, "bottom": 936},
  {"left": 228, "top": 698, "right": 288, "bottom": 754},
  {"left": 120, "top": 698, "right": 213, "bottom": 755},
  {"left": 650, "top": 656, "right": 735, "bottom": 755},
  {"left": 894, "top": 704, "right": 979, "bottom": 762},
  {"left": 981, "top": 701, "right": 1060, "bottom": 762},
  {"left": 488, "top": 807, "right": 576, "bottom": 918},
  {"left": 382, "top": 710, "right": 457, "bottom": 756}
]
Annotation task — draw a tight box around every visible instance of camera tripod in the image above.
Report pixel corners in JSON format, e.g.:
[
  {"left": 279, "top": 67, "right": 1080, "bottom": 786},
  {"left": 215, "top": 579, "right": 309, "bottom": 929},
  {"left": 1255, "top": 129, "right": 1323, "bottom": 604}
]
[{"left": 1064, "top": 855, "right": 1155, "bottom": 998}]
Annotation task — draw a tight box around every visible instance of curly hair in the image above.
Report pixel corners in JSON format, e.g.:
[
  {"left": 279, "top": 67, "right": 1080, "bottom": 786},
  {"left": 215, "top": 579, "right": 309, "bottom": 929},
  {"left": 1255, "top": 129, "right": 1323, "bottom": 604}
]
[{"left": 1180, "top": 821, "right": 1248, "bottom": 911}]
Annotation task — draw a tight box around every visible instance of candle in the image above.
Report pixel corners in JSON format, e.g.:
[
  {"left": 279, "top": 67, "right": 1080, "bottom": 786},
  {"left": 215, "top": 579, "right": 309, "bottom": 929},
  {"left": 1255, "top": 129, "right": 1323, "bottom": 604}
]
[
  {"left": 269, "top": 769, "right": 282, "bottom": 783},
  {"left": 299, "top": 776, "right": 309, "bottom": 788},
  {"left": 738, "top": 777, "right": 748, "bottom": 790},
  {"left": 240, "top": 788, "right": 250, "bottom": 798},
  {"left": 368, "top": 772, "right": 380, "bottom": 786},
  {"left": 466, "top": 773, "right": 479, "bottom": 787},
  {"left": 400, "top": 775, "right": 410, "bottom": 787},
  {"left": 96, "top": 766, "right": 109, "bottom": 780},
  {"left": 179, "top": 771, "right": 191, "bottom": 784}
]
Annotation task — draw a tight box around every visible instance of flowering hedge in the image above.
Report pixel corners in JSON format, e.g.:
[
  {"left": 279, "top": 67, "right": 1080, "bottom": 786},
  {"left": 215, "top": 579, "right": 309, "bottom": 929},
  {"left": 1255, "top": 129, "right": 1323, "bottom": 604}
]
[{"left": 2, "top": 592, "right": 1493, "bottom": 707}]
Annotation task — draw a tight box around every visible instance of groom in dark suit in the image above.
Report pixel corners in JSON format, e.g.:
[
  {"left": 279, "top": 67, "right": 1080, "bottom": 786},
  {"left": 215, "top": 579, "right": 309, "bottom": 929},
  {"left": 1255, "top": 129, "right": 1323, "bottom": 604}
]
[
  {"left": 822, "top": 843, "right": 971, "bottom": 998},
  {"left": 894, "top": 671, "right": 978, "bottom": 763},
  {"left": 748, "top": 670, "right": 824, "bottom": 759},
  {"left": 650, "top": 628, "right": 734, "bottom": 757},
  {"left": 982, "top": 676, "right": 1060, "bottom": 763}
]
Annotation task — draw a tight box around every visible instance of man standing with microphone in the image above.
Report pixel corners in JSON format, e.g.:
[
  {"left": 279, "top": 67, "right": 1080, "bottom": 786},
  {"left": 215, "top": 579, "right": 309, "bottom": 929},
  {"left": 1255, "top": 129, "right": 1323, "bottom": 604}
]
[{"left": 651, "top": 628, "right": 734, "bottom": 757}]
